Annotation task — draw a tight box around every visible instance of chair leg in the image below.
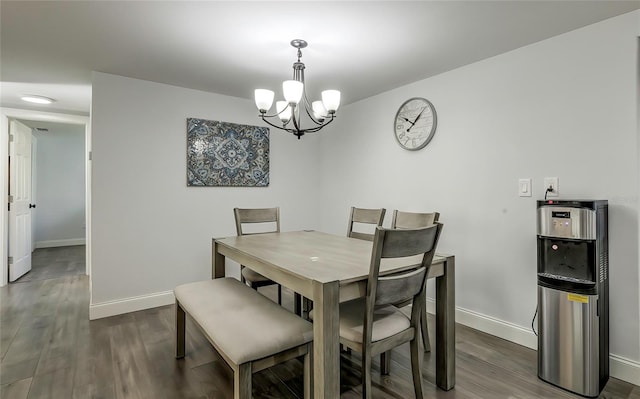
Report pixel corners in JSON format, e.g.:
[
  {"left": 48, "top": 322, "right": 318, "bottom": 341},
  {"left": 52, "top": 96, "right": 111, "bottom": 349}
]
[
  {"left": 277, "top": 285, "right": 282, "bottom": 305},
  {"left": 380, "top": 351, "right": 391, "bottom": 375},
  {"left": 294, "top": 293, "right": 302, "bottom": 316},
  {"left": 410, "top": 337, "right": 424, "bottom": 399},
  {"left": 302, "top": 297, "right": 312, "bottom": 320},
  {"left": 362, "top": 350, "right": 373, "bottom": 399},
  {"left": 235, "top": 363, "right": 252, "bottom": 399},
  {"left": 240, "top": 265, "right": 246, "bottom": 284},
  {"left": 421, "top": 304, "right": 431, "bottom": 353},
  {"left": 175, "top": 300, "right": 185, "bottom": 359}
]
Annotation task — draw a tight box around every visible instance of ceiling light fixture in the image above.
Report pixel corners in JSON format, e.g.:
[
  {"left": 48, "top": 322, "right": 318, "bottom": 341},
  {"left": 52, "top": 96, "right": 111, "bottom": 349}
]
[
  {"left": 254, "top": 39, "right": 341, "bottom": 139},
  {"left": 21, "top": 95, "right": 55, "bottom": 105}
]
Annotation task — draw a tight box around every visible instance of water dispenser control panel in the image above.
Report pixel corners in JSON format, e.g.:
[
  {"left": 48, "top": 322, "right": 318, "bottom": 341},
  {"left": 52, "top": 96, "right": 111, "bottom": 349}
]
[{"left": 537, "top": 206, "right": 596, "bottom": 240}]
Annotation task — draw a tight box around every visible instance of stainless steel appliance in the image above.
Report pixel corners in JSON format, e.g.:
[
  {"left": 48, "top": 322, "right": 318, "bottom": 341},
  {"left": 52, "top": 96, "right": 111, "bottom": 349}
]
[{"left": 537, "top": 200, "right": 608, "bottom": 397}]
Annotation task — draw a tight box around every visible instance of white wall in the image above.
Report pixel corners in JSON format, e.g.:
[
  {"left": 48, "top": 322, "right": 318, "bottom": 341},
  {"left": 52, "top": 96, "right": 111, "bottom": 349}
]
[
  {"left": 319, "top": 10, "right": 640, "bottom": 373},
  {"left": 90, "top": 72, "right": 321, "bottom": 314},
  {"left": 32, "top": 124, "right": 85, "bottom": 246}
]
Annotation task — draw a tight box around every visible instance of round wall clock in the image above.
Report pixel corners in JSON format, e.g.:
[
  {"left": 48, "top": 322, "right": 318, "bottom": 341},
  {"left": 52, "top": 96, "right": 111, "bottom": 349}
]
[{"left": 393, "top": 97, "right": 437, "bottom": 151}]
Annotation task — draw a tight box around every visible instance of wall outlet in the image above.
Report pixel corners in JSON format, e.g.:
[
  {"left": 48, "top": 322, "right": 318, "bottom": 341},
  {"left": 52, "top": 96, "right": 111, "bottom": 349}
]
[
  {"left": 518, "top": 178, "right": 532, "bottom": 197},
  {"left": 543, "top": 177, "right": 559, "bottom": 197}
]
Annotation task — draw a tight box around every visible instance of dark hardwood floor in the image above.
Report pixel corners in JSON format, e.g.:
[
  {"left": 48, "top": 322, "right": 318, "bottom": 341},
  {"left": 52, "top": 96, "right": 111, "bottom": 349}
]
[{"left": 1, "top": 251, "right": 638, "bottom": 398}]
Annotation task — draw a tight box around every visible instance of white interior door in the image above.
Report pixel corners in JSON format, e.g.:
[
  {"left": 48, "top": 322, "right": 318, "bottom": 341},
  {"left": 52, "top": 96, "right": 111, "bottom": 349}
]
[{"left": 8, "top": 120, "right": 32, "bottom": 282}]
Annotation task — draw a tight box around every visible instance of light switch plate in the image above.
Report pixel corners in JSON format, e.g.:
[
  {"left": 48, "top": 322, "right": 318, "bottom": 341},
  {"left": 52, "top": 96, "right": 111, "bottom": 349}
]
[
  {"left": 518, "top": 178, "right": 532, "bottom": 197},
  {"left": 543, "top": 177, "right": 559, "bottom": 197}
]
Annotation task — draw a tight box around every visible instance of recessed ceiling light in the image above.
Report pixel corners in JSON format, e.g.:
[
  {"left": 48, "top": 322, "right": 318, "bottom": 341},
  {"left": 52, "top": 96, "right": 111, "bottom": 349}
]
[{"left": 21, "top": 95, "right": 55, "bottom": 104}]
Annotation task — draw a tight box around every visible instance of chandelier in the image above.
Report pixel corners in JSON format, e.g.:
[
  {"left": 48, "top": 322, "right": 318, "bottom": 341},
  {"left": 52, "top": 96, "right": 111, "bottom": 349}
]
[{"left": 254, "top": 39, "right": 341, "bottom": 139}]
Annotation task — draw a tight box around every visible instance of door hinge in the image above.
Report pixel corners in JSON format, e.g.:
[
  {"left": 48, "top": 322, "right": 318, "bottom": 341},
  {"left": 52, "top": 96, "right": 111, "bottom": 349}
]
[
  {"left": 8, "top": 195, "right": 13, "bottom": 203},
  {"left": 88, "top": 151, "right": 92, "bottom": 161},
  {"left": 8, "top": 257, "right": 13, "bottom": 265},
  {"left": 9, "top": 134, "right": 14, "bottom": 143}
]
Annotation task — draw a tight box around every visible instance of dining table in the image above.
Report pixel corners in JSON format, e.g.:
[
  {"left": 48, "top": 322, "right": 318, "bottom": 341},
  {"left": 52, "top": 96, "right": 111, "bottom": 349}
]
[{"left": 212, "top": 230, "right": 455, "bottom": 399}]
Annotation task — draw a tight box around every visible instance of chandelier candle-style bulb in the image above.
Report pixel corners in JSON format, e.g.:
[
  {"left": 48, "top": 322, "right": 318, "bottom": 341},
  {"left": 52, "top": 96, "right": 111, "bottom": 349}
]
[
  {"left": 283, "top": 80, "right": 304, "bottom": 104},
  {"left": 321, "top": 90, "right": 341, "bottom": 113},
  {"left": 255, "top": 89, "right": 275, "bottom": 112}
]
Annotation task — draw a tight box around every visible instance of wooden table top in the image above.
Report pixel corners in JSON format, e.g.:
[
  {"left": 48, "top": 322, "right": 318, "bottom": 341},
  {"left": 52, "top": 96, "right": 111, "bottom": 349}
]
[{"left": 215, "top": 230, "right": 447, "bottom": 285}]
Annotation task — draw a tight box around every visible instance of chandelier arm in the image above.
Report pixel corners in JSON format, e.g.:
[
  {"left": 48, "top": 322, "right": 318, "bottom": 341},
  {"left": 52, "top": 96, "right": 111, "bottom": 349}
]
[
  {"left": 260, "top": 103, "right": 293, "bottom": 119},
  {"left": 302, "top": 105, "right": 324, "bottom": 126},
  {"left": 259, "top": 114, "right": 295, "bottom": 133},
  {"left": 299, "top": 92, "right": 324, "bottom": 126},
  {"left": 296, "top": 113, "right": 336, "bottom": 134},
  {"left": 260, "top": 112, "right": 335, "bottom": 137}
]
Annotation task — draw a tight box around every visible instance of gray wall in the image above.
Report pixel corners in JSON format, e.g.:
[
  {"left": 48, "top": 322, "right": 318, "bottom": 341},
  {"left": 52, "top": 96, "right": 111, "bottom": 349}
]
[
  {"left": 90, "top": 72, "right": 322, "bottom": 305},
  {"left": 318, "top": 11, "right": 640, "bottom": 365},
  {"left": 33, "top": 124, "right": 85, "bottom": 246}
]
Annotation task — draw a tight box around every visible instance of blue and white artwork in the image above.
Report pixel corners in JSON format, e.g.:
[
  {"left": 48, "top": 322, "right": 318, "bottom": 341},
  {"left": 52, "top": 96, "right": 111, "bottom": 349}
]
[{"left": 187, "top": 118, "right": 269, "bottom": 187}]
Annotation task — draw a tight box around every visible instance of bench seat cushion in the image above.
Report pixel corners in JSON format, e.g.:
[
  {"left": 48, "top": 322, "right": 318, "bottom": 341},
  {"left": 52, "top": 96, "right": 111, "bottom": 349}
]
[{"left": 174, "top": 278, "right": 313, "bottom": 365}]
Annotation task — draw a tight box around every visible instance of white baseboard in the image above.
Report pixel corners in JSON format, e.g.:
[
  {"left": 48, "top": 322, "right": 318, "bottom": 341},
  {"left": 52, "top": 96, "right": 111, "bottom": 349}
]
[
  {"left": 35, "top": 238, "right": 86, "bottom": 249},
  {"left": 89, "top": 290, "right": 174, "bottom": 320},
  {"left": 425, "top": 299, "right": 640, "bottom": 386},
  {"left": 610, "top": 354, "right": 640, "bottom": 386}
]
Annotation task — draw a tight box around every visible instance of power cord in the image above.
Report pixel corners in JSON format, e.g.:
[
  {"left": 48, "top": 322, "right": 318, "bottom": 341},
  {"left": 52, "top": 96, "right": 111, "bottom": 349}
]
[
  {"left": 544, "top": 186, "right": 554, "bottom": 200},
  {"left": 531, "top": 306, "right": 538, "bottom": 336}
]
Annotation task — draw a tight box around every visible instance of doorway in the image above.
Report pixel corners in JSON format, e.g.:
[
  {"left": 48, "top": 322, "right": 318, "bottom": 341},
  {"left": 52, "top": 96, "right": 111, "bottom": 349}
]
[
  {"left": 0, "top": 108, "right": 91, "bottom": 287},
  {"left": 12, "top": 119, "right": 86, "bottom": 283}
]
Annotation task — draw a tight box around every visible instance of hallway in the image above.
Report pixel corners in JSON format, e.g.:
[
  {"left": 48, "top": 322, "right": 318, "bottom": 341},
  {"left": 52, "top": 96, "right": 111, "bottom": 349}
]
[{"left": 13, "top": 246, "right": 85, "bottom": 283}]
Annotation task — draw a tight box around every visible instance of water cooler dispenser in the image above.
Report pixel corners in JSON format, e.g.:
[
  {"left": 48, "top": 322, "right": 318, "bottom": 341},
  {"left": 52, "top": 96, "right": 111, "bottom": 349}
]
[{"left": 537, "top": 200, "right": 609, "bottom": 397}]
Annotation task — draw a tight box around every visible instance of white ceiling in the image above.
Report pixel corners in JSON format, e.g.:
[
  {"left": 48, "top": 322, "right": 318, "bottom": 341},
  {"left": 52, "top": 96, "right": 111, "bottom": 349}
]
[{"left": 2, "top": 1, "right": 638, "bottom": 115}]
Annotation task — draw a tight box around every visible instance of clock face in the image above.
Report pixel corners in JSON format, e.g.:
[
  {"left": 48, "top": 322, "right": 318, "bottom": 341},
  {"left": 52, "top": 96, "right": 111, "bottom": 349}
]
[{"left": 393, "top": 98, "right": 437, "bottom": 151}]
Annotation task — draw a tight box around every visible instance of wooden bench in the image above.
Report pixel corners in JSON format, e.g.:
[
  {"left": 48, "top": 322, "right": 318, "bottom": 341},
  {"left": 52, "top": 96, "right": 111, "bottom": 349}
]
[{"left": 174, "top": 277, "right": 313, "bottom": 399}]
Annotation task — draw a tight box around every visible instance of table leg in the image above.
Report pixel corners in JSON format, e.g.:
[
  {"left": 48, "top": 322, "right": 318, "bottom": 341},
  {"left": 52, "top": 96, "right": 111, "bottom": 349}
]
[
  {"left": 435, "top": 255, "right": 455, "bottom": 390},
  {"left": 312, "top": 280, "right": 340, "bottom": 399},
  {"left": 212, "top": 239, "right": 226, "bottom": 279}
]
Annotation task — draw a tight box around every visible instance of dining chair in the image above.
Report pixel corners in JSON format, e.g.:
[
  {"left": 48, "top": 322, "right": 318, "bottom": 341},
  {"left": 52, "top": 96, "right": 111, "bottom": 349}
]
[
  {"left": 347, "top": 207, "right": 387, "bottom": 241},
  {"left": 302, "top": 206, "right": 386, "bottom": 319},
  {"left": 234, "top": 207, "right": 291, "bottom": 308},
  {"left": 389, "top": 210, "right": 440, "bottom": 356},
  {"left": 339, "top": 223, "right": 443, "bottom": 399}
]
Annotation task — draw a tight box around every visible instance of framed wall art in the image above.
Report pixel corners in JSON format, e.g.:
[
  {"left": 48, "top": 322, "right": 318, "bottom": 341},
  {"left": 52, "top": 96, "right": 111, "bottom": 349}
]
[{"left": 187, "top": 118, "right": 269, "bottom": 187}]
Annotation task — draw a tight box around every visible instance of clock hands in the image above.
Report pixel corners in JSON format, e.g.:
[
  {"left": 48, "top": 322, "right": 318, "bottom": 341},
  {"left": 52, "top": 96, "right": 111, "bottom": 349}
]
[{"left": 406, "top": 107, "right": 427, "bottom": 132}]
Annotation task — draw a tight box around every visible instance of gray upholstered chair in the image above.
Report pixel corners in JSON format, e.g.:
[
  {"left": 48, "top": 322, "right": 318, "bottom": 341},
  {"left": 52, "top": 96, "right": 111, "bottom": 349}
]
[
  {"left": 234, "top": 207, "right": 284, "bottom": 304},
  {"left": 346, "top": 207, "right": 387, "bottom": 241},
  {"left": 390, "top": 210, "right": 440, "bottom": 354},
  {"left": 339, "top": 223, "right": 443, "bottom": 399}
]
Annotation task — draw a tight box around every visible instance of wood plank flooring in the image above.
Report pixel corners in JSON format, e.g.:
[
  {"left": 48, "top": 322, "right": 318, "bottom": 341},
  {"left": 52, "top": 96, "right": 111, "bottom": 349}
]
[
  {"left": 1, "top": 251, "right": 638, "bottom": 398},
  {"left": 13, "top": 246, "right": 85, "bottom": 283}
]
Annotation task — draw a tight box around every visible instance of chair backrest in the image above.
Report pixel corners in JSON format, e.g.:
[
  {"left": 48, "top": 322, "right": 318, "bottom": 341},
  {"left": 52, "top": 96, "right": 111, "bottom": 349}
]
[
  {"left": 347, "top": 207, "right": 386, "bottom": 241},
  {"left": 363, "top": 223, "right": 443, "bottom": 344},
  {"left": 391, "top": 210, "right": 440, "bottom": 229},
  {"left": 234, "top": 207, "right": 280, "bottom": 236}
]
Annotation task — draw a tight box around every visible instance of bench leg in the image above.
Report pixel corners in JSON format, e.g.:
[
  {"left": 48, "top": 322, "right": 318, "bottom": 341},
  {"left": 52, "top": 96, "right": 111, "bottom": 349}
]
[
  {"left": 235, "top": 363, "right": 251, "bottom": 399},
  {"left": 175, "top": 300, "right": 186, "bottom": 359}
]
